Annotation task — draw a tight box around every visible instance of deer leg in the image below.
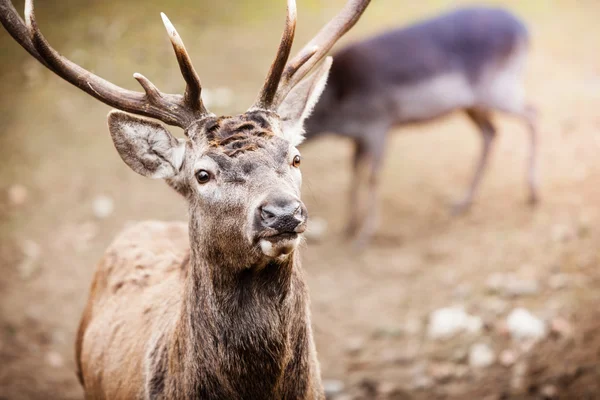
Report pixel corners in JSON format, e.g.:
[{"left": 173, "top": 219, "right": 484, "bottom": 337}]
[
  {"left": 353, "top": 138, "right": 386, "bottom": 249},
  {"left": 345, "top": 140, "right": 369, "bottom": 237},
  {"left": 524, "top": 104, "right": 539, "bottom": 205},
  {"left": 453, "top": 109, "right": 497, "bottom": 215}
]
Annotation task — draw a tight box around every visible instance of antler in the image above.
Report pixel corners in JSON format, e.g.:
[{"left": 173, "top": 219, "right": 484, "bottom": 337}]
[
  {"left": 0, "top": 0, "right": 209, "bottom": 128},
  {"left": 254, "top": 0, "right": 371, "bottom": 110}
]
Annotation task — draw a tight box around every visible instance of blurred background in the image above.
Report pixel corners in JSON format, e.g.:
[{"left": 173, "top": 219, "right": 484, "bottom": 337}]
[{"left": 1, "top": 0, "right": 600, "bottom": 398}]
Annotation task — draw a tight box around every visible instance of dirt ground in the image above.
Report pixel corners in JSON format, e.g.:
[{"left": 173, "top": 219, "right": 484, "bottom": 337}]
[{"left": 1, "top": 0, "right": 600, "bottom": 399}]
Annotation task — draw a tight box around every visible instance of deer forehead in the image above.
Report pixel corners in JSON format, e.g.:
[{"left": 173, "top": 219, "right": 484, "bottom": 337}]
[{"left": 186, "top": 112, "right": 292, "bottom": 174}]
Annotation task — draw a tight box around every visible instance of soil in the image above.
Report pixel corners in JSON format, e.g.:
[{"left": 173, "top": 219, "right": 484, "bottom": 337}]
[{"left": 1, "top": 0, "right": 600, "bottom": 399}]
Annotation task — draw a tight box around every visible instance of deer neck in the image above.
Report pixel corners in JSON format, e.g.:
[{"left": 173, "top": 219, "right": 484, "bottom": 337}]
[{"left": 164, "top": 228, "right": 313, "bottom": 398}]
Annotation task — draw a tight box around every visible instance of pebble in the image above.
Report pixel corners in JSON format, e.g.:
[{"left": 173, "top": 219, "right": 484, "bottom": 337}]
[
  {"left": 550, "top": 317, "right": 573, "bottom": 338},
  {"left": 540, "top": 384, "right": 558, "bottom": 399},
  {"left": 304, "top": 217, "right": 328, "bottom": 242},
  {"left": 548, "top": 274, "right": 570, "bottom": 290},
  {"left": 8, "top": 184, "right": 28, "bottom": 206},
  {"left": 506, "top": 308, "right": 547, "bottom": 341},
  {"left": 429, "top": 362, "right": 454, "bottom": 382},
  {"left": 46, "top": 351, "right": 64, "bottom": 368},
  {"left": 482, "top": 297, "right": 509, "bottom": 316},
  {"left": 486, "top": 273, "right": 540, "bottom": 297},
  {"left": 510, "top": 361, "right": 528, "bottom": 391},
  {"left": 345, "top": 336, "right": 364, "bottom": 356},
  {"left": 499, "top": 349, "right": 517, "bottom": 367},
  {"left": 427, "top": 307, "right": 483, "bottom": 340},
  {"left": 412, "top": 375, "right": 434, "bottom": 390},
  {"left": 468, "top": 343, "right": 495, "bottom": 368},
  {"left": 93, "top": 195, "right": 115, "bottom": 219},
  {"left": 323, "top": 379, "right": 345, "bottom": 398}
]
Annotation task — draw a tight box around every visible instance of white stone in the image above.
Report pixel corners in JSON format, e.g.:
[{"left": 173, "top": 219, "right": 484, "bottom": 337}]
[
  {"left": 93, "top": 195, "right": 114, "bottom": 219},
  {"left": 323, "top": 379, "right": 344, "bottom": 397},
  {"left": 427, "top": 307, "right": 483, "bottom": 340},
  {"left": 506, "top": 308, "right": 547, "bottom": 341},
  {"left": 468, "top": 343, "right": 495, "bottom": 368}
]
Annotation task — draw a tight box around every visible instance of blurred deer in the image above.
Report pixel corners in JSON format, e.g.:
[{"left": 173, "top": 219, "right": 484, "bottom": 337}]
[
  {"left": 303, "top": 7, "right": 538, "bottom": 247},
  {"left": 0, "top": 0, "right": 370, "bottom": 398}
]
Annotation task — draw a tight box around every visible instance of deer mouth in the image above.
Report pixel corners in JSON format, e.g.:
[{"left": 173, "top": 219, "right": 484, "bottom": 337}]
[
  {"left": 258, "top": 229, "right": 305, "bottom": 258},
  {"left": 264, "top": 232, "right": 299, "bottom": 242}
]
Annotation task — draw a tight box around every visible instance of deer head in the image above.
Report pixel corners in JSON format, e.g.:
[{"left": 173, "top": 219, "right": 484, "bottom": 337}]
[{"left": 0, "top": 0, "right": 370, "bottom": 266}]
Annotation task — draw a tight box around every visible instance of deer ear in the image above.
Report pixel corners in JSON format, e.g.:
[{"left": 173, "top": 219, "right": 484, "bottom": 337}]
[
  {"left": 107, "top": 110, "right": 186, "bottom": 179},
  {"left": 277, "top": 57, "right": 332, "bottom": 146}
]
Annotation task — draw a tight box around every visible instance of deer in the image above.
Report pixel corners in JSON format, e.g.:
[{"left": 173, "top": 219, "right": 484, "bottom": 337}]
[
  {"left": 301, "top": 6, "right": 538, "bottom": 247},
  {"left": 0, "top": 0, "right": 371, "bottom": 398}
]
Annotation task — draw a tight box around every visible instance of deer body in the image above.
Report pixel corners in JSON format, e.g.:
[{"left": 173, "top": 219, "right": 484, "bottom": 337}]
[
  {"left": 304, "top": 7, "right": 538, "bottom": 246},
  {"left": 77, "top": 221, "right": 318, "bottom": 399},
  {"left": 1, "top": 0, "right": 371, "bottom": 398}
]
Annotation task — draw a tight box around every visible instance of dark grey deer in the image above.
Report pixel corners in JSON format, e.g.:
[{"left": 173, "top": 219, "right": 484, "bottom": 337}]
[
  {"left": 0, "top": 0, "right": 370, "bottom": 398},
  {"left": 303, "top": 7, "right": 538, "bottom": 247}
]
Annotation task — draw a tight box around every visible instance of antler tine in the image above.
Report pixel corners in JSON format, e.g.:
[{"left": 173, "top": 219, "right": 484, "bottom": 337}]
[
  {"left": 160, "top": 13, "right": 207, "bottom": 114},
  {"left": 0, "top": 0, "right": 49, "bottom": 68},
  {"left": 0, "top": 0, "right": 209, "bottom": 128},
  {"left": 273, "top": 0, "right": 371, "bottom": 106},
  {"left": 254, "top": 0, "right": 297, "bottom": 110}
]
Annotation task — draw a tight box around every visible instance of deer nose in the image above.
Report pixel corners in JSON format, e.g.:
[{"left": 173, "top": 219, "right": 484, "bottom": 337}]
[{"left": 259, "top": 196, "right": 307, "bottom": 234}]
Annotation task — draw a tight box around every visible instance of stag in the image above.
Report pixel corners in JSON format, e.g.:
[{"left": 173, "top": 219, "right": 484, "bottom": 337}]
[
  {"left": 0, "top": 0, "right": 370, "bottom": 398},
  {"left": 302, "top": 7, "right": 538, "bottom": 246}
]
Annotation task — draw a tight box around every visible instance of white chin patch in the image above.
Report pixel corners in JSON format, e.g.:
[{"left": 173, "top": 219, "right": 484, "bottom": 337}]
[{"left": 260, "top": 237, "right": 300, "bottom": 259}]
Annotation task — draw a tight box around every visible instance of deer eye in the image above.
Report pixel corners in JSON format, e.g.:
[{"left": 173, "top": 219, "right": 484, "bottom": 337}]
[
  {"left": 292, "top": 155, "right": 302, "bottom": 168},
  {"left": 196, "top": 170, "right": 211, "bottom": 184}
]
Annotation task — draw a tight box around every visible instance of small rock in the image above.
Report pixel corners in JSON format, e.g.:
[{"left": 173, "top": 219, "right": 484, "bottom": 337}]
[
  {"left": 427, "top": 307, "right": 483, "bottom": 340},
  {"left": 548, "top": 274, "right": 570, "bottom": 290},
  {"left": 379, "top": 343, "right": 419, "bottom": 365},
  {"left": 482, "top": 297, "right": 509, "bottom": 316},
  {"left": 485, "top": 273, "right": 505, "bottom": 293},
  {"left": 46, "top": 351, "right": 64, "bottom": 368},
  {"left": 305, "top": 217, "right": 328, "bottom": 242},
  {"left": 499, "top": 349, "right": 517, "bottom": 367},
  {"left": 505, "top": 279, "right": 539, "bottom": 297},
  {"left": 451, "top": 347, "right": 468, "bottom": 363},
  {"left": 485, "top": 273, "right": 539, "bottom": 297},
  {"left": 550, "top": 317, "right": 573, "bottom": 338},
  {"left": 323, "top": 379, "right": 344, "bottom": 398},
  {"left": 468, "top": 343, "right": 495, "bottom": 368},
  {"left": 345, "top": 336, "right": 364, "bottom": 356},
  {"left": 506, "top": 308, "right": 547, "bottom": 341},
  {"left": 540, "top": 384, "right": 558, "bottom": 399},
  {"left": 510, "top": 361, "right": 528, "bottom": 392},
  {"left": 17, "top": 239, "right": 41, "bottom": 279},
  {"left": 517, "top": 339, "right": 537, "bottom": 354},
  {"left": 453, "top": 283, "right": 473, "bottom": 299},
  {"left": 411, "top": 375, "right": 433, "bottom": 390},
  {"left": 93, "top": 195, "right": 114, "bottom": 219},
  {"left": 454, "top": 365, "right": 469, "bottom": 379},
  {"left": 8, "top": 184, "right": 28, "bottom": 206},
  {"left": 429, "top": 362, "right": 454, "bottom": 382}
]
